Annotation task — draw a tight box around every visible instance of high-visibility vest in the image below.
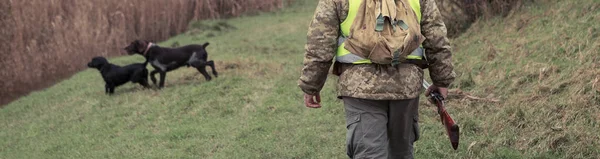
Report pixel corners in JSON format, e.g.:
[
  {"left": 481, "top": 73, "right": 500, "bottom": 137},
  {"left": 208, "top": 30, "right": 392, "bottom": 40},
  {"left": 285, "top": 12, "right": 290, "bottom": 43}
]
[{"left": 336, "top": 0, "right": 424, "bottom": 64}]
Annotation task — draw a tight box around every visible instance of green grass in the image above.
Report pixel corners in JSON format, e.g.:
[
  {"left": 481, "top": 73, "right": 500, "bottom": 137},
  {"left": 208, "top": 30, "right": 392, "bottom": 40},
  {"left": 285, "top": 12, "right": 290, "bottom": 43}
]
[{"left": 2, "top": 0, "right": 600, "bottom": 158}]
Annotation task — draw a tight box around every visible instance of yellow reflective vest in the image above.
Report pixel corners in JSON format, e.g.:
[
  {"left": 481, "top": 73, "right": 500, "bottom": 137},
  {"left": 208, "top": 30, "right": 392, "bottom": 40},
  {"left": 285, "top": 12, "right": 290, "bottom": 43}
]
[{"left": 336, "top": 0, "right": 424, "bottom": 64}]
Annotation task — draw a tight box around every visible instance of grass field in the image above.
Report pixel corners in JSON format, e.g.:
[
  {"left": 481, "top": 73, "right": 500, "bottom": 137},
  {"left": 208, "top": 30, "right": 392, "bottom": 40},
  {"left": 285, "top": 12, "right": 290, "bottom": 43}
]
[{"left": 2, "top": 0, "right": 599, "bottom": 158}]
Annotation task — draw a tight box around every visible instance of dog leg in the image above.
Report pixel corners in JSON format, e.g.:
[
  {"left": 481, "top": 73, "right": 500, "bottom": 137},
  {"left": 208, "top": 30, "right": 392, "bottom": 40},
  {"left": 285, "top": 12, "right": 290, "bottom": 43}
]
[
  {"left": 158, "top": 71, "right": 167, "bottom": 89},
  {"left": 150, "top": 70, "right": 160, "bottom": 86},
  {"left": 132, "top": 69, "right": 151, "bottom": 88},
  {"left": 207, "top": 60, "right": 218, "bottom": 77},
  {"left": 107, "top": 83, "right": 116, "bottom": 95},
  {"left": 140, "top": 79, "right": 151, "bottom": 88},
  {"left": 190, "top": 61, "right": 211, "bottom": 81},
  {"left": 105, "top": 84, "right": 110, "bottom": 94},
  {"left": 141, "top": 70, "right": 151, "bottom": 88}
]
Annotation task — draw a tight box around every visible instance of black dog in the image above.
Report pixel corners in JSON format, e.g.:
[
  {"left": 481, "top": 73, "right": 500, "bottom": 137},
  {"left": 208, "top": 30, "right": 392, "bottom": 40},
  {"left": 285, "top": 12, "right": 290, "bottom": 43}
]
[
  {"left": 124, "top": 40, "right": 218, "bottom": 89},
  {"left": 87, "top": 56, "right": 150, "bottom": 94}
]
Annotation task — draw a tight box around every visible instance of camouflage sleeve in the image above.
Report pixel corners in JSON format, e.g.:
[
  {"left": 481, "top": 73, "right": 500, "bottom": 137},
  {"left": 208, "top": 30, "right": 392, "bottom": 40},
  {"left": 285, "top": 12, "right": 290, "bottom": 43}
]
[
  {"left": 420, "top": 0, "right": 456, "bottom": 87},
  {"left": 297, "top": 0, "right": 340, "bottom": 95}
]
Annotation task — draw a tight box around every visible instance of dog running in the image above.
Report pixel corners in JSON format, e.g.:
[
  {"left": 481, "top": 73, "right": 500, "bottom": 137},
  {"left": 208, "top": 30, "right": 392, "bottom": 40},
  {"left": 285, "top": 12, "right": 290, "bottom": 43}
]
[
  {"left": 87, "top": 56, "right": 150, "bottom": 94},
  {"left": 124, "top": 40, "right": 218, "bottom": 89}
]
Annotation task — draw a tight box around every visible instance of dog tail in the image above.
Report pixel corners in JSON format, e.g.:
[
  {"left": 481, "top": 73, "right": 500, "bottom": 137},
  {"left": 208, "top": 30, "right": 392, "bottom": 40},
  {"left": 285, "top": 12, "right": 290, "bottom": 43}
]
[{"left": 202, "top": 42, "right": 210, "bottom": 48}]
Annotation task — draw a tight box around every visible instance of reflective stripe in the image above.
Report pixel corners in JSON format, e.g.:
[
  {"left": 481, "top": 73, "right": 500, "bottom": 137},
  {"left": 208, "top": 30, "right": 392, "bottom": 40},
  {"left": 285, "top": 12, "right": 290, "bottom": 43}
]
[
  {"left": 406, "top": 47, "right": 424, "bottom": 60},
  {"left": 336, "top": 53, "right": 368, "bottom": 63},
  {"left": 338, "top": 36, "right": 346, "bottom": 46},
  {"left": 336, "top": 47, "right": 424, "bottom": 63},
  {"left": 336, "top": 36, "right": 424, "bottom": 63}
]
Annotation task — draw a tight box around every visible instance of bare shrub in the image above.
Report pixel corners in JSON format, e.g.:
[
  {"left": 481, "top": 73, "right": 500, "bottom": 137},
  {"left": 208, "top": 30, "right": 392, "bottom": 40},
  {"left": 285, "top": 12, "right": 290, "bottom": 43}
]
[{"left": 436, "top": 0, "right": 529, "bottom": 37}]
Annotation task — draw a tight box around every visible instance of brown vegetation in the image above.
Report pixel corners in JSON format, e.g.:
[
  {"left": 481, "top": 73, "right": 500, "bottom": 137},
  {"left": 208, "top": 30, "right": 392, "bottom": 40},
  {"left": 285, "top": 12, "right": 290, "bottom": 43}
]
[
  {"left": 0, "top": 0, "right": 290, "bottom": 106},
  {"left": 436, "top": 0, "right": 529, "bottom": 37}
]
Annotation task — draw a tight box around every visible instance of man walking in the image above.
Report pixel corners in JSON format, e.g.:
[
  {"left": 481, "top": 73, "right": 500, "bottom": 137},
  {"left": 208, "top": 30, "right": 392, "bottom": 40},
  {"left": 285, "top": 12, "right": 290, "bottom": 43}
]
[{"left": 298, "top": 0, "right": 456, "bottom": 158}]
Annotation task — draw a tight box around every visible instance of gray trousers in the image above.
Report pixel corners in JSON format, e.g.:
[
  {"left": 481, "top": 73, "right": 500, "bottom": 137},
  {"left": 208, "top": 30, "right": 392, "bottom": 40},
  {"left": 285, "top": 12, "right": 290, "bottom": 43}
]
[{"left": 343, "top": 97, "right": 420, "bottom": 159}]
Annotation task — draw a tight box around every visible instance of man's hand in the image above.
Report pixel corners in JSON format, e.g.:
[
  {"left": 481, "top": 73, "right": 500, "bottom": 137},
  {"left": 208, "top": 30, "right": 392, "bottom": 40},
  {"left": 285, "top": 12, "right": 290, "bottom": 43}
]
[
  {"left": 304, "top": 93, "right": 322, "bottom": 108},
  {"left": 425, "top": 85, "right": 448, "bottom": 99}
]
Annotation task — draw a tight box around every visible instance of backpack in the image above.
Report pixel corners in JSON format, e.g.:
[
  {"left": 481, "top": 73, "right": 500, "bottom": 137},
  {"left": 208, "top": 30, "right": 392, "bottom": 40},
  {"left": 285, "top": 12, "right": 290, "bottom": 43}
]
[{"left": 342, "top": 0, "right": 425, "bottom": 65}]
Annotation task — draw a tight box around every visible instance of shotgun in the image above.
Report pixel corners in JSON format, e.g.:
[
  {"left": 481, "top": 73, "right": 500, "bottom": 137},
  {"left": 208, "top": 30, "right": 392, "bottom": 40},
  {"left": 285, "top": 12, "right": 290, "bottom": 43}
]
[{"left": 422, "top": 80, "right": 460, "bottom": 150}]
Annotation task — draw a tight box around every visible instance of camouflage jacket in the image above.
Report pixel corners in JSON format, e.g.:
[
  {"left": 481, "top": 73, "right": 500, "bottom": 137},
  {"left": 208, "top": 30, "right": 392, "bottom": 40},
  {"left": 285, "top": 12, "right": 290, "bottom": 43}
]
[{"left": 298, "top": 0, "right": 456, "bottom": 100}]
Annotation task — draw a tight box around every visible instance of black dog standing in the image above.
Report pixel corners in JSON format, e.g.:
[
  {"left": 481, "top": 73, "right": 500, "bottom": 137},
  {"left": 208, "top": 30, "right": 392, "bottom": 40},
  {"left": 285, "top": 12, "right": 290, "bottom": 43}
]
[
  {"left": 124, "top": 40, "right": 218, "bottom": 89},
  {"left": 87, "top": 56, "right": 150, "bottom": 94}
]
